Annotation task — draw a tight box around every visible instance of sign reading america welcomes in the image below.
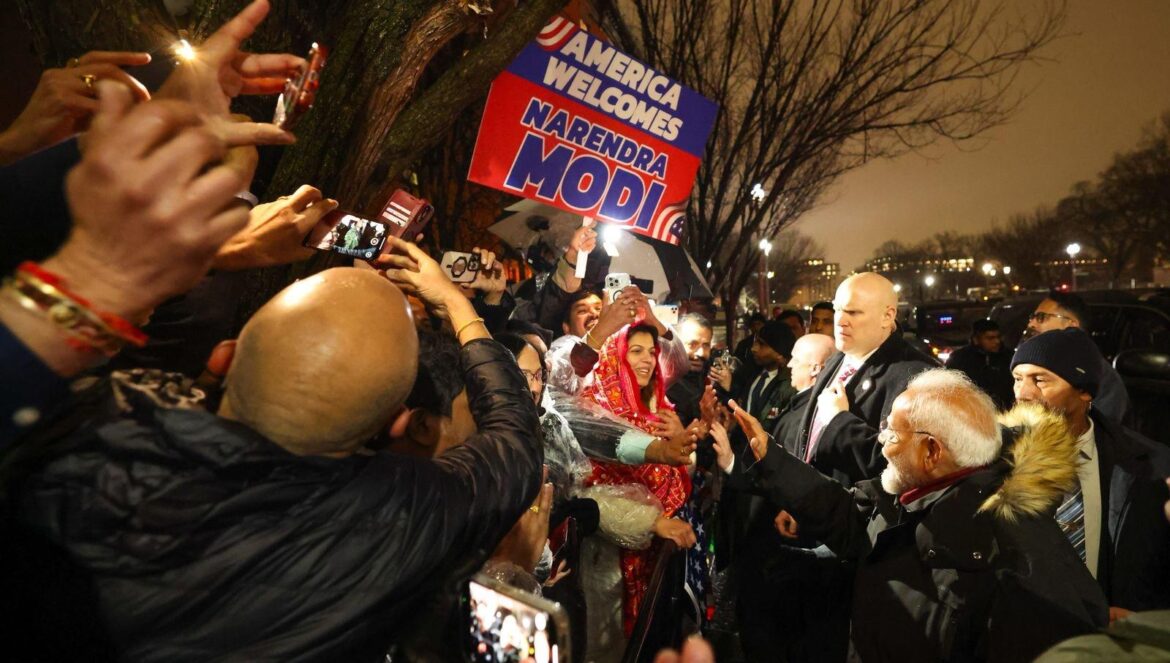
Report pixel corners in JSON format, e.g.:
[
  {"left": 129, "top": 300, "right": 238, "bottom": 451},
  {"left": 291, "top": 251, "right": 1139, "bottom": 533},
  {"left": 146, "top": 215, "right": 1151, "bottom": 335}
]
[{"left": 468, "top": 17, "right": 718, "bottom": 245}]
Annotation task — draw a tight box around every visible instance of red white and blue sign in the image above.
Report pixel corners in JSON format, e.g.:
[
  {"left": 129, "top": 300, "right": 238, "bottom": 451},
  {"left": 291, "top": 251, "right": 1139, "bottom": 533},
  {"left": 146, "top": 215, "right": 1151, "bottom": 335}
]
[{"left": 469, "top": 16, "right": 718, "bottom": 245}]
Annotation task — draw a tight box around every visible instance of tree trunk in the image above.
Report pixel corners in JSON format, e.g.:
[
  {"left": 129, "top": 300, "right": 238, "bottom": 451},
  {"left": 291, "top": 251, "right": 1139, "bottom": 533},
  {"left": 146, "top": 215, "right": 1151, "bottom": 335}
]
[{"left": 15, "top": 0, "right": 568, "bottom": 320}]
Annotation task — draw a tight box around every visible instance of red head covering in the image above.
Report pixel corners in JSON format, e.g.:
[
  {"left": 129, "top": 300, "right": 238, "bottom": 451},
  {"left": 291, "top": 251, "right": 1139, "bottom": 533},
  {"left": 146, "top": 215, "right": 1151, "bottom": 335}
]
[{"left": 582, "top": 323, "right": 674, "bottom": 434}]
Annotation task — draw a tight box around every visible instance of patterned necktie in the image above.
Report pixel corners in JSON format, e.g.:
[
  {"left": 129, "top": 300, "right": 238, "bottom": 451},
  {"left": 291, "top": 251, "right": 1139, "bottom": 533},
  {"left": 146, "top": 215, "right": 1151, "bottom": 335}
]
[
  {"left": 804, "top": 364, "right": 859, "bottom": 461},
  {"left": 1056, "top": 486, "right": 1087, "bottom": 563}
]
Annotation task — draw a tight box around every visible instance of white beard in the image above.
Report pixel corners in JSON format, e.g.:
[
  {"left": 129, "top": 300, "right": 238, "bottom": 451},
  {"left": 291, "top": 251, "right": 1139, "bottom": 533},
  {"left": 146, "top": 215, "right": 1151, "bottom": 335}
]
[{"left": 881, "top": 462, "right": 912, "bottom": 495}]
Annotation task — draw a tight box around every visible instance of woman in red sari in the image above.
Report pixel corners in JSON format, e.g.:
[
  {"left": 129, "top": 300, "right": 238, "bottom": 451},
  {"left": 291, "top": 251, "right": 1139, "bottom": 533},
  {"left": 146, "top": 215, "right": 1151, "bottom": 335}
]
[{"left": 580, "top": 322, "right": 696, "bottom": 650}]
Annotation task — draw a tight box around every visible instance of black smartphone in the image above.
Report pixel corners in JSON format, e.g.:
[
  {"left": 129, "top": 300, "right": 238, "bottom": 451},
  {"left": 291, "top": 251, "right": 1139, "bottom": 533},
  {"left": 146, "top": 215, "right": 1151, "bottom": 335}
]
[
  {"left": 467, "top": 574, "right": 571, "bottom": 662},
  {"left": 302, "top": 211, "right": 388, "bottom": 261}
]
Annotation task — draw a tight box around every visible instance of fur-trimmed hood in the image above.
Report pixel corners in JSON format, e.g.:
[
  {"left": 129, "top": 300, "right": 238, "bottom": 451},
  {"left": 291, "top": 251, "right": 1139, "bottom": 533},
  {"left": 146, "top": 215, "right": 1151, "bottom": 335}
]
[{"left": 979, "top": 402, "right": 1080, "bottom": 522}]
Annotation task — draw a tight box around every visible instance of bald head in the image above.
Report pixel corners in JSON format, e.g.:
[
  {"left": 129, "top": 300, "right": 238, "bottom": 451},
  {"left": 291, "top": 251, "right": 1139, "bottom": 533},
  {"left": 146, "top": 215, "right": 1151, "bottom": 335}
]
[
  {"left": 787, "top": 333, "right": 837, "bottom": 390},
  {"left": 220, "top": 268, "right": 419, "bottom": 456},
  {"left": 832, "top": 272, "right": 898, "bottom": 357}
]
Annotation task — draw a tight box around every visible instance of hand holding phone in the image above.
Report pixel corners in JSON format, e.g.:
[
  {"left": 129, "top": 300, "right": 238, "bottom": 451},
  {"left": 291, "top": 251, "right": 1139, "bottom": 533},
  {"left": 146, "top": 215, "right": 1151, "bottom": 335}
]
[
  {"left": 302, "top": 211, "right": 387, "bottom": 260},
  {"left": 603, "top": 272, "right": 632, "bottom": 303},
  {"left": 273, "top": 43, "right": 327, "bottom": 130},
  {"left": 380, "top": 189, "right": 434, "bottom": 241}
]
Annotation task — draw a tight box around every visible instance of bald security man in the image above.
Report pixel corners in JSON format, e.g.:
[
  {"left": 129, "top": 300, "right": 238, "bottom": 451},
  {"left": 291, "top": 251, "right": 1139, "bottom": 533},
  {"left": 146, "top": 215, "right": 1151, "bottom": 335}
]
[
  {"left": 12, "top": 265, "right": 543, "bottom": 661},
  {"left": 797, "top": 272, "right": 937, "bottom": 486}
]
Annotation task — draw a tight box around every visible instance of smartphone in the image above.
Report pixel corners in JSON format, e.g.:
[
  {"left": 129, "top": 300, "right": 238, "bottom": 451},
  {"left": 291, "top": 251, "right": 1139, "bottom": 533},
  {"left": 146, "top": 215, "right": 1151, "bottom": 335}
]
[
  {"left": 653, "top": 304, "right": 680, "bottom": 326},
  {"left": 273, "top": 43, "right": 328, "bottom": 130},
  {"left": 467, "top": 574, "right": 571, "bottom": 663},
  {"left": 302, "top": 211, "right": 387, "bottom": 260},
  {"left": 603, "top": 272, "right": 632, "bottom": 303},
  {"left": 380, "top": 189, "right": 434, "bottom": 241},
  {"left": 441, "top": 251, "right": 482, "bottom": 284}
]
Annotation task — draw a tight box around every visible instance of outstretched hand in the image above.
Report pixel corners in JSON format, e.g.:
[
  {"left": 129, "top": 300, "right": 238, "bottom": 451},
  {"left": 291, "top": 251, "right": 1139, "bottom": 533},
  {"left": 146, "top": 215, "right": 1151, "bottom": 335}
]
[
  {"left": 214, "top": 185, "right": 337, "bottom": 270},
  {"left": 709, "top": 421, "right": 734, "bottom": 472},
  {"left": 730, "top": 399, "right": 770, "bottom": 461},
  {"left": 374, "top": 237, "right": 462, "bottom": 319},
  {"left": 156, "top": 0, "right": 302, "bottom": 146},
  {"left": 0, "top": 50, "right": 150, "bottom": 164}
]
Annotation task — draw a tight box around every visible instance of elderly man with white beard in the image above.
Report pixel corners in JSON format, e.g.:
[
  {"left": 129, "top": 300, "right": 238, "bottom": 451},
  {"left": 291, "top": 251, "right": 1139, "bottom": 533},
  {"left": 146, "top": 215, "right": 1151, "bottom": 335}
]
[{"left": 722, "top": 368, "right": 1109, "bottom": 662}]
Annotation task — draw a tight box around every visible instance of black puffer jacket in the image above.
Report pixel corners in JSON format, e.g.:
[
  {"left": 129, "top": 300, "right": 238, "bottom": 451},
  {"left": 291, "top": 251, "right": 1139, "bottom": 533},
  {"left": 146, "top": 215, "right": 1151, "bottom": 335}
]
[
  {"left": 14, "top": 339, "right": 542, "bottom": 662},
  {"left": 753, "top": 403, "right": 1109, "bottom": 662}
]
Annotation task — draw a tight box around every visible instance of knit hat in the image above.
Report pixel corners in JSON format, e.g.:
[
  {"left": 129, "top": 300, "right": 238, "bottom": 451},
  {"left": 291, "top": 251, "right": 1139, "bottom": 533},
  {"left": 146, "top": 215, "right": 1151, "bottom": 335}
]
[
  {"left": 1010, "top": 328, "right": 1101, "bottom": 396},
  {"left": 756, "top": 320, "right": 796, "bottom": 358}
]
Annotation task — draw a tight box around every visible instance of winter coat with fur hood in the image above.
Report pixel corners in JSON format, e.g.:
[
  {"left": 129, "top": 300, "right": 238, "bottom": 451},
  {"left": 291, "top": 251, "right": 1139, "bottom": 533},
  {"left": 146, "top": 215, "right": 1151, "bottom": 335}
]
[{"left": 751, "top": 403, "right": 1109, "bottom": 663}]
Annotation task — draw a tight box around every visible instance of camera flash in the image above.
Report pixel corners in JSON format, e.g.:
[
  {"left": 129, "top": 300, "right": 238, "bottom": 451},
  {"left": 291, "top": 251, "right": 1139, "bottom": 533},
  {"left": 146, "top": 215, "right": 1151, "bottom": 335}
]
[{"left": 173, "top": 39, "right": 197, "bottom": 62}]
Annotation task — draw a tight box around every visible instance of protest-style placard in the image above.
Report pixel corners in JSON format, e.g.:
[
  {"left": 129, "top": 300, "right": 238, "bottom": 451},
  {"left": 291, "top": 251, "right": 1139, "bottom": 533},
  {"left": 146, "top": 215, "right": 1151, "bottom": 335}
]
[{"left": 469, "top": 16, "right": 718, "bottom": 245}]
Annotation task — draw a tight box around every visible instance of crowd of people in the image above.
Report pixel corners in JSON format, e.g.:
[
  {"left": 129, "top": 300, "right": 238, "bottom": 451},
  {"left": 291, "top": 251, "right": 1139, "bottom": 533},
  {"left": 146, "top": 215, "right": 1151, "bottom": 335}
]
[{"left": 1, "top": 2, "right": 1169, "bottom": 662}]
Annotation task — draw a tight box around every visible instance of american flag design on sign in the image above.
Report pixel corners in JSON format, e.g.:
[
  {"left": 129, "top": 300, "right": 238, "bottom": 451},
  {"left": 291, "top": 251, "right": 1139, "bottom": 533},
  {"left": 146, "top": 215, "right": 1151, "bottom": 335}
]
[
  {"left": 649, "top": 201, "right": 687, "bottom": 245},
  {"left": 536, "top": 15, "right": 577, "bottom": 51}
]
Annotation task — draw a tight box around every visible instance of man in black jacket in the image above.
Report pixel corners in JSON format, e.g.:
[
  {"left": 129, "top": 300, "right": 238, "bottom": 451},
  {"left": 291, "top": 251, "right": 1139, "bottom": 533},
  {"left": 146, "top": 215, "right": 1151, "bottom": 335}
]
[
  {"left": 12, "top": 258, "right": 543, "bottom": 661},
  {"left": 945, "top": 319, "right": 1014, "bottom": 409},
  {"left": 797, "top": 272, "right": 937, "bottom": 486},
  {"left": 735, "top": 369, "right": 1108, "bottom": 662},
  {"left": 1011, "top": 328, "right": 1170, "bottom": 616}
]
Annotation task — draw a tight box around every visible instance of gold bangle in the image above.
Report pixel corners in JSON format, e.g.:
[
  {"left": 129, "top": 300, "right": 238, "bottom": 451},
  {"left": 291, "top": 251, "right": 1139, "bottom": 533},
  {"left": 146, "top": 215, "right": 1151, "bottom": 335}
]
[{"left": 455, "top": 317, "right": 485, "bottom": 339}]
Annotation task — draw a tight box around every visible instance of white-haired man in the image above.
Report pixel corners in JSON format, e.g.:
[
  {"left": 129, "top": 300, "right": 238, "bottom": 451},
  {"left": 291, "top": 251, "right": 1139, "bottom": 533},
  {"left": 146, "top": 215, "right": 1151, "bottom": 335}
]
[{"left": 724, "top": 369, "right": 1108, "bottom": 662}]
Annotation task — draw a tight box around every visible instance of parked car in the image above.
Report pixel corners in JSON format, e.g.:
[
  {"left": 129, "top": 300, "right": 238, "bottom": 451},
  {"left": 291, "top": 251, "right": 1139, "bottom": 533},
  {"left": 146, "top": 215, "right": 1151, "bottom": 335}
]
[
  {"left": 905, "top": 300, "right": 994, "bottom": 363},
  {"left": 988, "top": 290, "right": 1170, "bottom": 359}
]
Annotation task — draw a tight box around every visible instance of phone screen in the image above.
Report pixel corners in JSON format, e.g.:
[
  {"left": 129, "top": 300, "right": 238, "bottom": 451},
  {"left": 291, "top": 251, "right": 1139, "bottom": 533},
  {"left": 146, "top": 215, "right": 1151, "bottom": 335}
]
[
  {"left": 468, "top": 578, "right": 563, "bottom": 663},
  {"left": 302, "top": 212, "right": 387, "bottom": 260}
]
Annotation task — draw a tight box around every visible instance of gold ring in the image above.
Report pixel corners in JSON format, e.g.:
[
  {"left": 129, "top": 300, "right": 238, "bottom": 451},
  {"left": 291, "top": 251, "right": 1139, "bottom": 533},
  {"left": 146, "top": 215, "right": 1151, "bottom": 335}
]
[
  {"left": 529, "top": 505, "right": 541, "bottom": 514},
  {"left": 67, "top": 57, "right": 81, "bottom": 68},
  {"left": 80, "top": 74, "right": 97, "bottom": 92}
]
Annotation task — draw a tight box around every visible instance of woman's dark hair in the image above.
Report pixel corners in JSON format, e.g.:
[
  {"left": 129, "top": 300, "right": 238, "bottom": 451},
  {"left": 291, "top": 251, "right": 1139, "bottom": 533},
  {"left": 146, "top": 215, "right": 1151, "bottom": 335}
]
[
  {"left": 495, "top": 332, "right": 547, "bottom": 383},
  {"left": 626, "top": 323, "right": 660, "bottom": 346}
]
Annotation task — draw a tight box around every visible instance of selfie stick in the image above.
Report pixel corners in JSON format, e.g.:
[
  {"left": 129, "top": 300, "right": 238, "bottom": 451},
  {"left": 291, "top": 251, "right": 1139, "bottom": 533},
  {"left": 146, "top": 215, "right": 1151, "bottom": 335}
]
[{"left": 575, "top": 217, "right": 592, "bottom": 279}]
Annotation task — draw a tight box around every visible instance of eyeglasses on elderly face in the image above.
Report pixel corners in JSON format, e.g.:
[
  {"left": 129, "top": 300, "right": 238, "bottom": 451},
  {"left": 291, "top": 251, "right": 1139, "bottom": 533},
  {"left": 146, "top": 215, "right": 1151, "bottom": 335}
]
[
  {"left": 1028, "top": 311, "right": 1075, "bottom": 324},
  {"left": 877, "top": 419, "right": 933, "bottom": 446},
  {"left": 520, "top": 368, "right": 544, "bottom": 385}
]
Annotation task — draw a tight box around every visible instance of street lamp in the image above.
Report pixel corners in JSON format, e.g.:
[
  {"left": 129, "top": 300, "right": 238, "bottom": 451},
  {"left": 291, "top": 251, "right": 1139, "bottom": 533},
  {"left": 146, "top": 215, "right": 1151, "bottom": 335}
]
[
  {"left": 981, "top": 262, "right": 994, "bottom": 275},
  {"left": 1066, "top": 243, "right": 1081, "bottom": 290},
  {"left": 750, "top": 183, "right": 768, "bottom": 204},
  {"left": 893, "top": 283, "right": 903, "bottom": 295},
  {"left": 924, "top": 274, "right": 936, "bottom": 300},
  {"left": 758, "top": 238, "right": 773, "bottom": 312}
]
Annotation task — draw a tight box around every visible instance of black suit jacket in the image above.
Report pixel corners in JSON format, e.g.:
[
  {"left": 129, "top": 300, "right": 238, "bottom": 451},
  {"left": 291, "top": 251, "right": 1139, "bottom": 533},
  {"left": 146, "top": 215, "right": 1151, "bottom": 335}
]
[
  {"left": 771, "top": 388, "right": 812, "bottom": 456},
  {"left": 1090, "top": 411, "right": 1170, "bottom": 610},
  {"left": 795, "top": 332, "right": 937, "bottom": 486}
]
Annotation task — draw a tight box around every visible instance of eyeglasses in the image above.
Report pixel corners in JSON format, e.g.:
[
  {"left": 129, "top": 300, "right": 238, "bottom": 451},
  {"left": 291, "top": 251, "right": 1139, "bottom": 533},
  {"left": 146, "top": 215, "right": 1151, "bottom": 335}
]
[
  {"left": 1028, "top": 311, "right": 1075, "bottom": 325},
  {"left": 877, "top": 420, "right": 932, "bottom": 446},
  {"left": 520, "top": 368, "right": 544, "bottom": 385}
]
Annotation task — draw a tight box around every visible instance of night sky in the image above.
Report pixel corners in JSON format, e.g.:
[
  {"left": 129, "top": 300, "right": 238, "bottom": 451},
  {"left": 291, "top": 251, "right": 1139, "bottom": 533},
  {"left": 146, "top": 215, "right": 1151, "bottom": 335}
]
[{"left": 797, "top": 0, "right": 1170, "bottom": 272}]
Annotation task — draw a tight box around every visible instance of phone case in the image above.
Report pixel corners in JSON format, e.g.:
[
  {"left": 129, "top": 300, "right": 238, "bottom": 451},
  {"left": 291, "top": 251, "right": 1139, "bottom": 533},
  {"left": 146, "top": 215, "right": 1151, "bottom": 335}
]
[
  {"left": 441, "top": 251, "right": 481, "bottom": 284},
  {"left": 273, "top": 43, "right": 328, "bottom": 130},
  {"left": 380, "top": 189, "right": 434, "bottom": 240}
]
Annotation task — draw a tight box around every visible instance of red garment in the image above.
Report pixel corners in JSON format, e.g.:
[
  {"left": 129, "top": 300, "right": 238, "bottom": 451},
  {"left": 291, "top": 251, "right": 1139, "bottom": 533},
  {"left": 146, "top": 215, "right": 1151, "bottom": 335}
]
[
  {"left": 898, "top": 465, "right": 987, "bottom": 505},
  {"left": 582, "top": 325, "right": 692, "bottom": 636}
]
